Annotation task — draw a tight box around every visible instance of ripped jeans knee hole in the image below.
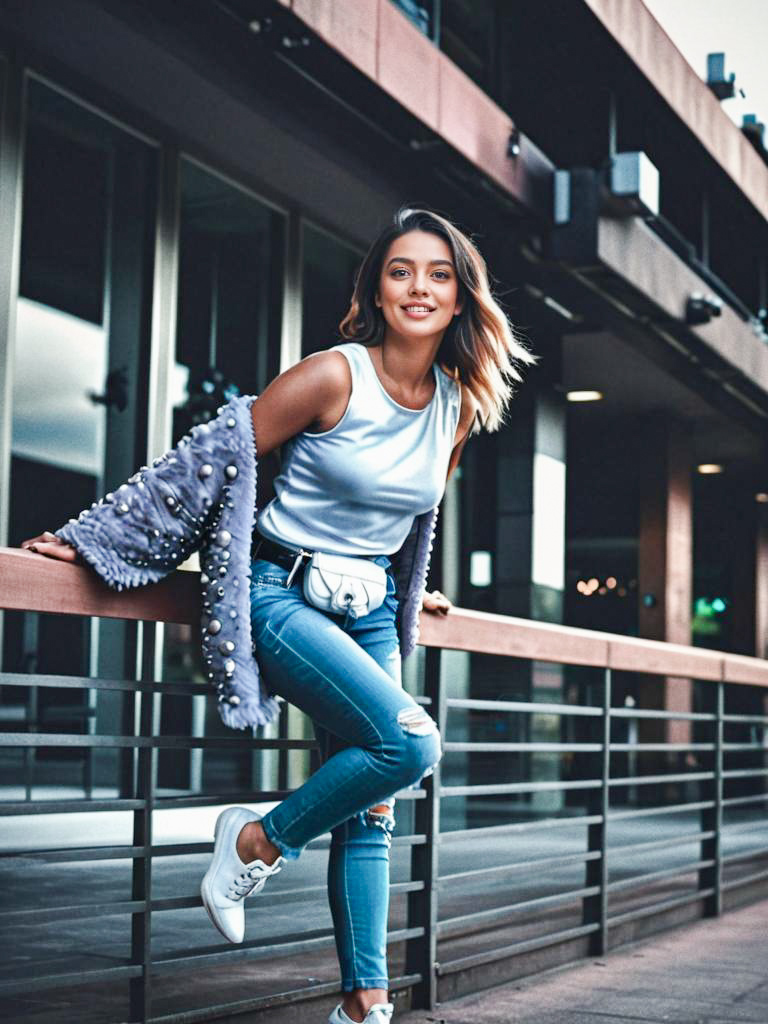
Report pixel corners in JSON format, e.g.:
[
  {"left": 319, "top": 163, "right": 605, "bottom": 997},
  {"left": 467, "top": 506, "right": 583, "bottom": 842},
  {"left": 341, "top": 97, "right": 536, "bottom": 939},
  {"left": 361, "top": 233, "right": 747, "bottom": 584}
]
[{"left": 396, "top": 706, "right": 438, "bottom": 738}]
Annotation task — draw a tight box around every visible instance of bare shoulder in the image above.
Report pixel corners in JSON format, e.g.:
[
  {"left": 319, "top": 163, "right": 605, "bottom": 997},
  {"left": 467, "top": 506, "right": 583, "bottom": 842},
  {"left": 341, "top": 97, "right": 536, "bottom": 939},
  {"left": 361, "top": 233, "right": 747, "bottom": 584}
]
[
  {"left": 251, "top": 349, "right": 352, "bottom": 454},
  {"left": 300, "top": 348, "right": 351, "bottom": 394}
]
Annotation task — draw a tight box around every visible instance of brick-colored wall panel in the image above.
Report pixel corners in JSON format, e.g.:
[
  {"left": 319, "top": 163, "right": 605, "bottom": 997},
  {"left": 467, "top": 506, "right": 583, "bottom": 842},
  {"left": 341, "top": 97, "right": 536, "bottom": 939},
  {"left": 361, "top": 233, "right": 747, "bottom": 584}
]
[
  {"left": 438, "top": 56, "right": 513, "bottom": 181},
  {"left": 292, "top": 0, "right": 378, "bottom": 80},
  {"left": 377, "top": 0, "right": 439, "bottom": 129}
]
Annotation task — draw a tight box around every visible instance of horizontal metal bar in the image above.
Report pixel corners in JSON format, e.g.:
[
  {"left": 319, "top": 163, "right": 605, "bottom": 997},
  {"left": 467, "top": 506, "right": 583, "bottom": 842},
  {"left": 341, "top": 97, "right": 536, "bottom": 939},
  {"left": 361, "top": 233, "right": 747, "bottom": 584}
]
[
  {"left": 155, "top": 791, "right": 291, "bottom": 808},
  {"left": 611, "top": 708, "right": 716, "bottom": 722},
  {"left": 607, "top": 887, "right": 714, "bottom": 928},
  {"left": 443, "top": 741, "right": 602, "bottom": 753},
  {"left": 0, "top": 732, "right": 319, "bottom": 750},
  {"left": 724, "top": 768, "right": 768, "bottom": 779},
  {"left": 723, "top": 793, "right": 768, "bottom": 808},
  {"left": 145, "top": 973, "right": 423, "bottom": 1024},
  {"left": 722, "top": 844, "right": 768, "bottom": 866},
  {"left": 722, "top": 712, "right": 768, "bottom": 724},
  {"left": 439, "top": 849, "right": 600, "bottom": 886},
  {"left": 151, "top": 926, "right": 424, "bottom": 974},
  {"left": 441, "top": 779, "right": 601, "bottom": 797},
  {"left": 0, "top": 844, "right": 145, "bottom": 863},
  {"left": 608, "top": 800, "right": 715, "bottom": 821},
  {"left": 148, "top": 878, "right": 425, "bottom": 915},
  {"left": 607, "top": 830, "right": 714, "bottom": 857},
  {"left": 436, "top": 922, "right": 600, "bottom": 976},
  {"left": 609, "top": 743, "right": 715, "bottom": 752},
  {"left": 722, "top": 742, "right": 768, "bottom": 751},
  {"left": 437, "top": 885, "right": 599, "bottom": 938},
  {"left": 721, "top": 865, "right": 768, "bottom": 891},
  {"left": 440, "top": 814, "right": 603, "bottom": 843},
  {"left": 609, "top": 771, "right": 714, "bottom": 787},
  {"left": 0, "top": 798, "right": 146, "bottom": 815},
  {"left": 149, "top": 788, "right": 424, "bottom": 813},
  {"left": 0, "top": 962, "right": 141, "bottom": 996},
  {"left": 446, "top": 697, "right": 600, "bottom": 717},
  {"left": 607, "top": 858, "right": 714, "bottom": 893},
  {"left": 0, "top": 670, "right": 203, "bottom": 698},
  {"left": 3, "top": 898, "right": 146, "bottom": 924}
]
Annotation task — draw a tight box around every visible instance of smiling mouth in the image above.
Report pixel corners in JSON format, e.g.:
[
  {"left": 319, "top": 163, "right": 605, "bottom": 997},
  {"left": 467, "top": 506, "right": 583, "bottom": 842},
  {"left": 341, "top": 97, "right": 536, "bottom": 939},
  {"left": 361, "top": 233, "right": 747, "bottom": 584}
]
[{"left": 401, "top": 305, "right": 435, "bottom": 313}]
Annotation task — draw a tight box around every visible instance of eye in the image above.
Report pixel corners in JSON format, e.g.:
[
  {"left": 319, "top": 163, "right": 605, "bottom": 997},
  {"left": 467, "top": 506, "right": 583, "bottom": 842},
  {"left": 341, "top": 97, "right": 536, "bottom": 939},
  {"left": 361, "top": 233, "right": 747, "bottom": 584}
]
[
  {"left": 391, "top": 267, "right": 409, "bottom": 277},
  {"left": 433, "top": 271, "right": 450, "bottom": 280}
]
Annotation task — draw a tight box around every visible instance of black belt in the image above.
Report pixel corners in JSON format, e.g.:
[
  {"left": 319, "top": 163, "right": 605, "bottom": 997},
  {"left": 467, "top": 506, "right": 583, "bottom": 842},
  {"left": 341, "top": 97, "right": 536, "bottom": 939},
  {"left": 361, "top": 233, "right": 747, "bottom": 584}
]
[
  {"left": 253, "top": 535, "right": 389, "bottom": 573},
  {"left": 253, "top": 536, "right": 311, "bottom": 572}
]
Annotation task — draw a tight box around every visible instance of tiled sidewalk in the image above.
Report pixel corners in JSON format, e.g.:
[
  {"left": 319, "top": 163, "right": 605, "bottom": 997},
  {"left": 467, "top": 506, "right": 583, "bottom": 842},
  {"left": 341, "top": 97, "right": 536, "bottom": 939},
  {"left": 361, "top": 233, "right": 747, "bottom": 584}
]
[{"left": 399, "top": 899, "right": 768, "bottom": 1023}]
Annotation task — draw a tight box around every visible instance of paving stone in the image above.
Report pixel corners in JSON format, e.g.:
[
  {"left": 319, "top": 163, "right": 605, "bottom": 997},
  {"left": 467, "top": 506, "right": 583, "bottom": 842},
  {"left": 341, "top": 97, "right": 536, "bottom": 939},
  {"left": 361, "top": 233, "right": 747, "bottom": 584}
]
[{"left": 399, "top": 898, "right": 768, "bottom": 1024}]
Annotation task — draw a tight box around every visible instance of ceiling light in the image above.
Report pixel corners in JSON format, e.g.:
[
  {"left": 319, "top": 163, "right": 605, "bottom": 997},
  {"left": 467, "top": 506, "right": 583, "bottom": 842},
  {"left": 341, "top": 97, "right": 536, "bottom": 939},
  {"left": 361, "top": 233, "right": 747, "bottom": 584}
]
[
  {"left": 697, "top": 463, "right": 724, "bottom": 474},
  {"left": 756, "top": 492, "right": 768, "bottom": 503},
  {"left": 567, "top": 390, "right": 603, "bottom": 402}
]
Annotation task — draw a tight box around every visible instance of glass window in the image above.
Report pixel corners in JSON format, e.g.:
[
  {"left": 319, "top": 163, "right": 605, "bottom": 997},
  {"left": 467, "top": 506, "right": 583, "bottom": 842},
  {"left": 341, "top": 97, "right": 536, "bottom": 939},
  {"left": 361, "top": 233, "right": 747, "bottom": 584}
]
[
  {"left": 173, "top": 159, "right": 284, "bottom": 438},
  {"left": 390, "top": 0, "right": 437, "bottom": 38},
  {"left": 161, "top": 159, "right": 285, "bottom": 795},
  {"left": 301, "top": 221, "right": 362, "bottom": 357},
  {"left": 2, "top": 77, "right": 158, "bottom": 800}
]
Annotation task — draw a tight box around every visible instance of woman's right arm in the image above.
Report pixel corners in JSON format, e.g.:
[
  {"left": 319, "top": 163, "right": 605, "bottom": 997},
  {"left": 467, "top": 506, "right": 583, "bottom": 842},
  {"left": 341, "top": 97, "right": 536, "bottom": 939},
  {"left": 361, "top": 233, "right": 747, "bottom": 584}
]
[{"left": 21, "top": 351, "right": 351, "bottom": 562}]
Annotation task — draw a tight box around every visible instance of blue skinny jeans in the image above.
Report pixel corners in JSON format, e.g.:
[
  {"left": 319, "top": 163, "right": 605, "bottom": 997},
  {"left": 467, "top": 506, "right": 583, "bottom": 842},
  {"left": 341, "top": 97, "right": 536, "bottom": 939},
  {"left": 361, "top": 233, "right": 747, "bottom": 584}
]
[{"left": 249, "top": 554, "right": 442, "bottom": 992}]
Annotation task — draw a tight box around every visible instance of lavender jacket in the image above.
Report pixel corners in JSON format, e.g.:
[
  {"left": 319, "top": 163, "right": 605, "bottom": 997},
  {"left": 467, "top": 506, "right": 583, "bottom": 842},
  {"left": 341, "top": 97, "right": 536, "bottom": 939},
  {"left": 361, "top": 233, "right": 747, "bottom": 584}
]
[{"left": 54, "top": 395, "right": 438, "bottom": 730}]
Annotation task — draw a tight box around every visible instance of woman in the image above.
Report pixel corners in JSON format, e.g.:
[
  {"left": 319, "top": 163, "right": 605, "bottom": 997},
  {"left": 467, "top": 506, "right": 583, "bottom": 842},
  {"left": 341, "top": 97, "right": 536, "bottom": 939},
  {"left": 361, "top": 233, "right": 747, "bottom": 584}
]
[{"left": 22, "top": 206, "right": 533, "bottom": 1024}]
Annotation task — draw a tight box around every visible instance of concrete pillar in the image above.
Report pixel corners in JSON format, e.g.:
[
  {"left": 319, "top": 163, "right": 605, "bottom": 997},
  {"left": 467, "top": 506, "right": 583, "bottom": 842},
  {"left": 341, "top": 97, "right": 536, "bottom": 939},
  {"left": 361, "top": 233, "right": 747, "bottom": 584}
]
[
  {"left": 637, "top": 419, "right": 693, "bottom": 750},
  {"left": 756, "top": 509, "right": 768, "bottom": 661},
  {"left": 496, "top": 370, "right": 567, "bottom": 624},
  {"left": 732, "top": 491, "right": 768, "bottom": 659},
  {"left": 492, "top": 338, "right": 568, "bottom": 812}
]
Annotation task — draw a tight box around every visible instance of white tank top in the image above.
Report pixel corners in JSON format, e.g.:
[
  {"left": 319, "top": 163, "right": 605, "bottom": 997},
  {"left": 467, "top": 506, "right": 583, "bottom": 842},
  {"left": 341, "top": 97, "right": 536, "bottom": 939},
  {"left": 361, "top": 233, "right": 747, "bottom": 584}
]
[{"left": 256, "top": 342, "right": 461, "bottom": 556}]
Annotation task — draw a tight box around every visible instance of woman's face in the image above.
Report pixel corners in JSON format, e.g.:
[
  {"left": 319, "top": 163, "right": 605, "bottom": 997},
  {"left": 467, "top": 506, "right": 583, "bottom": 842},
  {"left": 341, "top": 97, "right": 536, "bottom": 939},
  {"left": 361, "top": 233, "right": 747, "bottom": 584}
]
[{"left": 375, "top": 230, "right": 463, "bottom": 346}]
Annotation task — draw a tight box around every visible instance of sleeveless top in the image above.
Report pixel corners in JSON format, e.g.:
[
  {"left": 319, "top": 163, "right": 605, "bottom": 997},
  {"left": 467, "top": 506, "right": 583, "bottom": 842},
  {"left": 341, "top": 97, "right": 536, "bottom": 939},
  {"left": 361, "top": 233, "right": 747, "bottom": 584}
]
[{"left": 256, "top": 342, "right": 461, "bottom": 556}]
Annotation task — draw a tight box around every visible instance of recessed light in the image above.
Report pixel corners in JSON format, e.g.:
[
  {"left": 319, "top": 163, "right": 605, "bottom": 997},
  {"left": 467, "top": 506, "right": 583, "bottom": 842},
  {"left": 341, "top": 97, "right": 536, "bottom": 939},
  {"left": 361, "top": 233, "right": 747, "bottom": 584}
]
[
  {"left": 566, "top": 390, "right": 603, "bottom": 402},
  {"left": 756, "top": 492, "right": 768, "bottom": 503},
  {"left": 697, "top": 463, "right": 724, "bottom": 474}
]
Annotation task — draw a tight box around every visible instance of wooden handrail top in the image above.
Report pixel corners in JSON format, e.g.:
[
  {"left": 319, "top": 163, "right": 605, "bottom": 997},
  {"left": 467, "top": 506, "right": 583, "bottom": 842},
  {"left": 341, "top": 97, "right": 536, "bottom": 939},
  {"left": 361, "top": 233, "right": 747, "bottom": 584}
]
[{"left": 1, "top": 548, "right": 767, "bottom": 687}]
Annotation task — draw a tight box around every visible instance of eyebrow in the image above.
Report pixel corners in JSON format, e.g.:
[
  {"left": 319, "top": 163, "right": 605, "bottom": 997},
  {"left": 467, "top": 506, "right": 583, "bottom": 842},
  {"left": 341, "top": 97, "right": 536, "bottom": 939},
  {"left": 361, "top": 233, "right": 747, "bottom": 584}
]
[{"left": 386, "top": 257, "right": 454, "bottom": 268}]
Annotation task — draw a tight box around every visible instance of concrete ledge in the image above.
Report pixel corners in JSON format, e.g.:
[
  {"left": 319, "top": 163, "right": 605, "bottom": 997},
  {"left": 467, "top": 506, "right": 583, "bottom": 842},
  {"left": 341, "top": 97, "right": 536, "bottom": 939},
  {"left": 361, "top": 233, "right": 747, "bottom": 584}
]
[
  {"left": 598, "top": 216, "right": 768, "bottom": 396},
  {"left": 583, "top": 0, "right": 768, "bottom": 222},
  {"left": 285, "top": 0, "right": 554, "bottom": 217}
]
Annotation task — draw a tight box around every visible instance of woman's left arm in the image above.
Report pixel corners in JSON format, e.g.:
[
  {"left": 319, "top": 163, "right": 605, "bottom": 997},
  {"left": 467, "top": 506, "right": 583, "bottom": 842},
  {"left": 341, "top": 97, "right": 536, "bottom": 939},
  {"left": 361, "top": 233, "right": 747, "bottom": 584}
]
[{"left": 422, "top": 386, "right": 479, "bottom": 616}]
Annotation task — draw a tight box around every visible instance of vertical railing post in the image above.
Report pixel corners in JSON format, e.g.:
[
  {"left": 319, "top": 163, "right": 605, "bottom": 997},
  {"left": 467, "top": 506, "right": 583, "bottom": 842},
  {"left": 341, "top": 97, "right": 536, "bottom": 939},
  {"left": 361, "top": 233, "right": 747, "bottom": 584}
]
[
  {"left": 129, "top": 621, "right": 157, "bottom": 1023},
  {"left": 405, "top": 645, "right": 443, "bottom": 1009},
  {"left": 701, "top": 680, "right": 723, "bottom": 916},
  {"left": 585, "top": 667, "right": 611, "bottom": 955}
]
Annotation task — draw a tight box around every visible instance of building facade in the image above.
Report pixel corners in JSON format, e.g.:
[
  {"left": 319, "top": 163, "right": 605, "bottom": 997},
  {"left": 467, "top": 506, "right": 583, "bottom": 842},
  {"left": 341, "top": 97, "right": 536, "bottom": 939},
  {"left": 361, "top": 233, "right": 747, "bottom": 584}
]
[{"left": 1, "top": 0, "right": 767, "bottom": 1017}]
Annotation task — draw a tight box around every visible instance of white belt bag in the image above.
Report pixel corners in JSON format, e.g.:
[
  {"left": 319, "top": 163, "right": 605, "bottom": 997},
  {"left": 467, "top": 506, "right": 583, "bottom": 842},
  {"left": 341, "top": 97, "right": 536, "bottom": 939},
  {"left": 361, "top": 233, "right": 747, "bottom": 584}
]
[{"left": 296, "top": 550, "right": 388, "bottom": 622}]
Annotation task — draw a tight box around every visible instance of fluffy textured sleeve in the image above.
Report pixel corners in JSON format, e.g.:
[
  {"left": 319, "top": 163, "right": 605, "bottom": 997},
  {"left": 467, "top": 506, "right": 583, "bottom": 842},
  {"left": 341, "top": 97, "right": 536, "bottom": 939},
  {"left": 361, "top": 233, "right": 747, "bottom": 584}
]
[
  {"left": 54, "top": 395, "right": 280, "bottom": 730},
  {"left": 391, "top": 505, "right": 439, "bottom": 660}
]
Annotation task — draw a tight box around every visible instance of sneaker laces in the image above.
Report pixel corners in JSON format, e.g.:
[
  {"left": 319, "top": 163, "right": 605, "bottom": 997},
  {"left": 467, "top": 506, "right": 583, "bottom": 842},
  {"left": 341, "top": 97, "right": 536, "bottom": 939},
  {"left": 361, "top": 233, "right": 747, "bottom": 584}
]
[{"left": 226, "top": 858, "right": 282, "bottom": 901}]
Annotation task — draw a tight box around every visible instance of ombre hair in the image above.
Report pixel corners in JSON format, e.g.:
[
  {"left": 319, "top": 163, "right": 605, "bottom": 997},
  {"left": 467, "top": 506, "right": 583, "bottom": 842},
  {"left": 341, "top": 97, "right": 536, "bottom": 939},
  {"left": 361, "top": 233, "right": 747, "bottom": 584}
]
[{"left": 339, "top": 205, "right": 535, "bottom": 433}]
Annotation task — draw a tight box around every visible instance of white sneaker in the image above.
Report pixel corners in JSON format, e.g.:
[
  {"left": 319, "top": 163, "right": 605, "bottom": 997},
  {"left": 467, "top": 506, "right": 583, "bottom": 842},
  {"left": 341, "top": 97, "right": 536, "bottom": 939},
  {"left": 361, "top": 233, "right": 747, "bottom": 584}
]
[
  {"left": 328, "top": 1002, "right": 394, "bottom": 1024},
  {"left": 200, "top": 806, "right": 284, "bottom": 943}
]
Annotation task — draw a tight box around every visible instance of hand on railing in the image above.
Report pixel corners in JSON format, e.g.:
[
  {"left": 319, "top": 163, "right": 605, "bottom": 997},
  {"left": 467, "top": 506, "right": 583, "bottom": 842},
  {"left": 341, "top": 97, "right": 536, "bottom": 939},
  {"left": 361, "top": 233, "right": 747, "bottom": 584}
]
[
  {"left": 20, "top": 532, "right": 82, "bottom": 564},
  {"left": 422, "top": 589, "right": 452, "bottom": 616}
]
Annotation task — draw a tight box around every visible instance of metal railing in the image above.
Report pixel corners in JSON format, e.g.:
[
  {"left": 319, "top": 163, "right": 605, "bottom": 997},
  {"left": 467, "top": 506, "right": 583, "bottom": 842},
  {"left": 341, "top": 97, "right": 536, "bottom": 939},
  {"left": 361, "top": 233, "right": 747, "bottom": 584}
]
[{"left": 0, "top": 548, "right": 767, "bottom": 1021}]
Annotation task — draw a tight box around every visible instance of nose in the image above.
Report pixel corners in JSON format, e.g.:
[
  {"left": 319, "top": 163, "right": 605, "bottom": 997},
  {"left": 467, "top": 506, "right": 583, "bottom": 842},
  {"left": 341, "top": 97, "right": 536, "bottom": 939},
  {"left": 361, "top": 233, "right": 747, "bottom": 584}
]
[{"left": 409, "top": 275, "right": 430, "bottom": 295}]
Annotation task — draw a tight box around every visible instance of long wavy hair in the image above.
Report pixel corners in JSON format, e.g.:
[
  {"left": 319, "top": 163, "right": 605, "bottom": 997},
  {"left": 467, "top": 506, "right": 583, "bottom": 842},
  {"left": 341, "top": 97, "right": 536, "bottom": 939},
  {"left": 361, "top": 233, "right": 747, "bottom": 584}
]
[{"left": 339, "top": 206, "right": 535, "bottom": 433}]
